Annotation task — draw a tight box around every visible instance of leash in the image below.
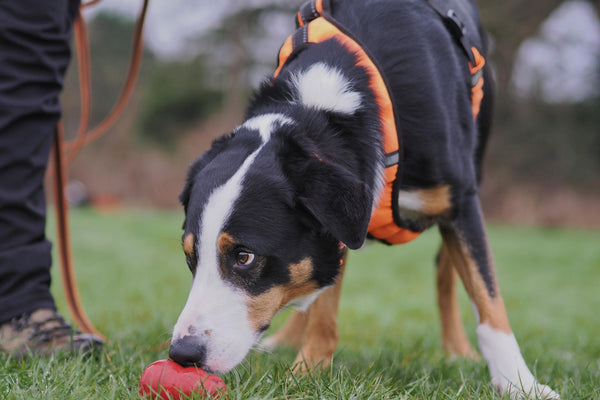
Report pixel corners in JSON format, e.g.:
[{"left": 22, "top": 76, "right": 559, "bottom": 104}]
[{"left": 51, "top": 0, "right": 149, "bottom": 341}]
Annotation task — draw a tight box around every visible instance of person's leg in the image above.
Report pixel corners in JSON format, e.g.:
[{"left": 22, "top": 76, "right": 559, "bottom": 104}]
[
  {"left": 0, "top": 0, "right": 80, "bottom": 324},
  {"left": 0, "top": 0, "right": 101, "bottom": 357}
]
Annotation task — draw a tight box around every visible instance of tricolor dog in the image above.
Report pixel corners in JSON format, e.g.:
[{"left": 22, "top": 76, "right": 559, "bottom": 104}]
[{"left": 169, "top": 0, "right": 559, "bottom": 398}]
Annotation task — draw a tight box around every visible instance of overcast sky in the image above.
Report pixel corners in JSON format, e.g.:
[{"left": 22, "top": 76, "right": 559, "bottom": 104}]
[
  {"left": 84, "top": 0, "right": 291, "bottom": 59},
  {"left": 85, "top": 0, "right": 600, "bottom": 103}
]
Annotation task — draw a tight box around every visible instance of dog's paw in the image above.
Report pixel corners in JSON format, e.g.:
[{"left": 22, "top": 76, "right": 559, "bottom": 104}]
[
  {"left": 531, "top": 383, "right": 560, "bottom": 399},
  {"left": 291, "top": 351, "right": 331, "bottom": 376},
  {"left": 492, "top": 377, "right": 560, "bottom": 399},
  {"left": 477, "top": 324, "right": 559, "bottom": 399}
]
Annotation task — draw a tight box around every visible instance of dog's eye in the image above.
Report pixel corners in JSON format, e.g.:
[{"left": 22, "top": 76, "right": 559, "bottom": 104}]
[{"left": 235, "top": 251, "right": 255, "bottom": 268}]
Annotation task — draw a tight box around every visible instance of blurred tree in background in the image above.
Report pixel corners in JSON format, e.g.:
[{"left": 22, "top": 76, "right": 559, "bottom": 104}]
[
  {"left": 138, "top": 57, "right": 223, "bottom": 148},
  {"left": 60, "top": 0, "right": 599, "bottom": 226},
  {"left": 478, "top": 0, "right": 600, "bottom": 189}
]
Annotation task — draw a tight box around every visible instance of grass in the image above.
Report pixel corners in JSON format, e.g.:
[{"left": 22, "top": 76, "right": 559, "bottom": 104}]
[{"left": 1, "top": 208, "right": 599, "bottom": 399}]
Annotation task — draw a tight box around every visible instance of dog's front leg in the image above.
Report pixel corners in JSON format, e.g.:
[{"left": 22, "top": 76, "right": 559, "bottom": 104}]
[
  {"left": 292, "top": 262, "right": 345, "bottom": 374},
  {"left": 440, "top": 195, "right": 559, "bottom": 399}
]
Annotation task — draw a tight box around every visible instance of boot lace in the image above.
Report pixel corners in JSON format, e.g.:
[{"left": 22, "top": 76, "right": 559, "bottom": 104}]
[{"left": 10, "top": 312, "right": 74, "bottom": 344}]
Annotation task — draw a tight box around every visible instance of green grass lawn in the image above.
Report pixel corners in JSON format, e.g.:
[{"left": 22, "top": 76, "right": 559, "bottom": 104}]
[{"left": 1, "top": 208, "right": 599, "bottom": 399}]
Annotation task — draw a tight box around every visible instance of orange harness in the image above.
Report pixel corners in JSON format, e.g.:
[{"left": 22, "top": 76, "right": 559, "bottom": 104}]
[{"left": 274, "top": 0, "right": 485, "bottom": 245}]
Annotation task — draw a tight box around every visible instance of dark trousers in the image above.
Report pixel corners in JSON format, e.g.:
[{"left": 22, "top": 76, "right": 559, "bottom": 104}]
[{"left": 0, "top": 0, "right": 79, "bottom": 324}]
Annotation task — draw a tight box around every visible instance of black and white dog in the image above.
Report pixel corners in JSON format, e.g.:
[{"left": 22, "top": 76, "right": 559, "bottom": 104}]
[{"left": 169, "top": 0, "right": 558, "bottom": 398}]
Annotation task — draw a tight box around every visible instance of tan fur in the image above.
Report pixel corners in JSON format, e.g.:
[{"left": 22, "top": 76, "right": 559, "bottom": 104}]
[
  {"left": 289, "top": 258, "right": 314, "bottom": 285},
  {"left": 440, "top": 228, "right": 511, "bottom": 333},
  {"left": 293, "top": 262, "right": 345, "bottom": 373},
  {"left": 259, "top": 252, "right": 348, "bottom": 373},
  {"left": 217, "top": 232, "right": 235, "bottom": 254},
  {"left": 183, "top": 232, "right": 195, "bottom": 257},
  {"left": 415, "top": 185, "right": 452, "bottom": 215},
  {"left": 247, "top": 287, "right": 285, "bottom": 331},
  {"left": 245, "top": 258, "right": 318, "bottom": 332},
  {"left": 436, "top": 242, "right": 479, "bottom": 359}
]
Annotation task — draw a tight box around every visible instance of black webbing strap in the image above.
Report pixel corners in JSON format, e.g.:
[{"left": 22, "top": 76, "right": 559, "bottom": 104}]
[
  {"left": 424, "top": 0, "right": 477, "bottom": 66},
  {"left": 296, "top": 1, "right": 319, "bottom": 27},
  {"left": 292, "top": 24, "right": 309, "bottom": 50},
  {"left": 295, "top": 0, "right": 332, "bottom": 27},
  {"left": 295, "top": 0, "right": 481, "bottom": 82}
]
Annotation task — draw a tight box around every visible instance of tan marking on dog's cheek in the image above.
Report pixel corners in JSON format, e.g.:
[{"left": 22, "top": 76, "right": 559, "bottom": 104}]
[
  {"left": 289, "top": 258, "right": 314, "bottom": 285},
  {"left": 246, "top": 287, "right": 285, "bottom": 332},
  {"left": 245, "top": 280, "right": 320, "bottom": 332},
  {"left": 183, "top": 233, "right": 195, "bottom": 257}
]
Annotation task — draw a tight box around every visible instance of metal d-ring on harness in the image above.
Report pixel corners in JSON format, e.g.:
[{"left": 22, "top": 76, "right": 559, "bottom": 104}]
[{"left": 276, "top": 0, "right": 486, "bottom": 245}]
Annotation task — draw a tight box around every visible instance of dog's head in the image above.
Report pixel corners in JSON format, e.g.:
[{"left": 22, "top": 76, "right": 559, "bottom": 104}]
[{"left": 169, "top": 111, "right": 374, "bottom": 374}]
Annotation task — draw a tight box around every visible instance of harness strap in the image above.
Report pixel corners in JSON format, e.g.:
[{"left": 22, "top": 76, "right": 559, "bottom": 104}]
[
  {"left": 424, "top": 0, "right": 485, "bottom": 119},
  {"left": 296, "top": 0, "right": 330, "bottom": 28},
  {"left": 425, "top": 1, "right": 476, "bottom": 65},
  {"left": 468, "top": 46, "right": 485, "bottom": 118}
]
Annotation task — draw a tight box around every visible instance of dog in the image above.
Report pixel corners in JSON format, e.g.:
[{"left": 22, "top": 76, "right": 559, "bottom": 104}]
[{"left": 169, "top": 0, "right": 559, "bottom": 398}]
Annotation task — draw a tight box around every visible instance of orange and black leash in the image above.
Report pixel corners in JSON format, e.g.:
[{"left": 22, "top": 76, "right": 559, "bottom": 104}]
[{"left": 50, "top": 0, "right": 149, "bottom": 341}]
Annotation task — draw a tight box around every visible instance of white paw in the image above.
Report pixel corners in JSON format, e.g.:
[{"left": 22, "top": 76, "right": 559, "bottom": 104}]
[
  {"left": 492, "top": 376, "right": 559, "bottom": 399},
  {"left": 477, "top": 323, "right": 559, "bottom": 399}
]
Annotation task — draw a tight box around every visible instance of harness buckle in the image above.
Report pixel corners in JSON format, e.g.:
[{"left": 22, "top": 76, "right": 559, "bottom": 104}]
[{"left": 445, "top": 9, "right": 466, "bottom": 37}]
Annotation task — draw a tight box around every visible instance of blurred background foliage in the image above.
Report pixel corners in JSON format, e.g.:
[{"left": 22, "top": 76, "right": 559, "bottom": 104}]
[{"left": 59, "top": 0, "right": 599, "bottom": 226}]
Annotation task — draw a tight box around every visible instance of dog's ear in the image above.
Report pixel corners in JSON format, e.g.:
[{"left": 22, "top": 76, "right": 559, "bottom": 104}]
[
  {"left": 279, "top": 135, "right": 372, "bottom": 249},
  {"left": 179, "top": 133, "right": 233, "bottom": 212}
]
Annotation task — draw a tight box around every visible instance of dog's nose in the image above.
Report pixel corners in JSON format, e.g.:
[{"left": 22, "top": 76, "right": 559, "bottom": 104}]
[{"left": 169, "top": 336, "right": 207, "bottom": 367}]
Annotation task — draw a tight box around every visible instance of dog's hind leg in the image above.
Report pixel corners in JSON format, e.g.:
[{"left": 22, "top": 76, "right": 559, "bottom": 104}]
[
  {"left": 292, "top": 262, "right": 345, "bottom": 374},
  {"left": 440, "top": 195, "right": 559, "bottom": 399},
  {"left": 436, "top": 241, "right": 478, "bottom": 359}
]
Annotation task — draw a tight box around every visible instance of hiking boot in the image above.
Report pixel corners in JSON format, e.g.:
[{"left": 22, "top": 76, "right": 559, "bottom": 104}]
[{"left": 0, "top": 308, "right": 103, "bottom": 358}]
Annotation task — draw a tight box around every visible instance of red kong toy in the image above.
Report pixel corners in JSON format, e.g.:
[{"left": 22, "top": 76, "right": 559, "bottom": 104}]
[{"left": 139, "top": 359, "right": 227, "bottom": 399}]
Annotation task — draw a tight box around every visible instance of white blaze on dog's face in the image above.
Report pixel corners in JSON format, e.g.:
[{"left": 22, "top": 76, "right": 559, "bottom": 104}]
[{"left": 173, "top": 131, "right": 263, "bottom": 373}]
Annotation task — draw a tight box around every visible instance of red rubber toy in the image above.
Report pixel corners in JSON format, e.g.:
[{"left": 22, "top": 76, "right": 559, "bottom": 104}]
[{"left": 139, "top": 359, "right": 226, "bottom": 399}]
